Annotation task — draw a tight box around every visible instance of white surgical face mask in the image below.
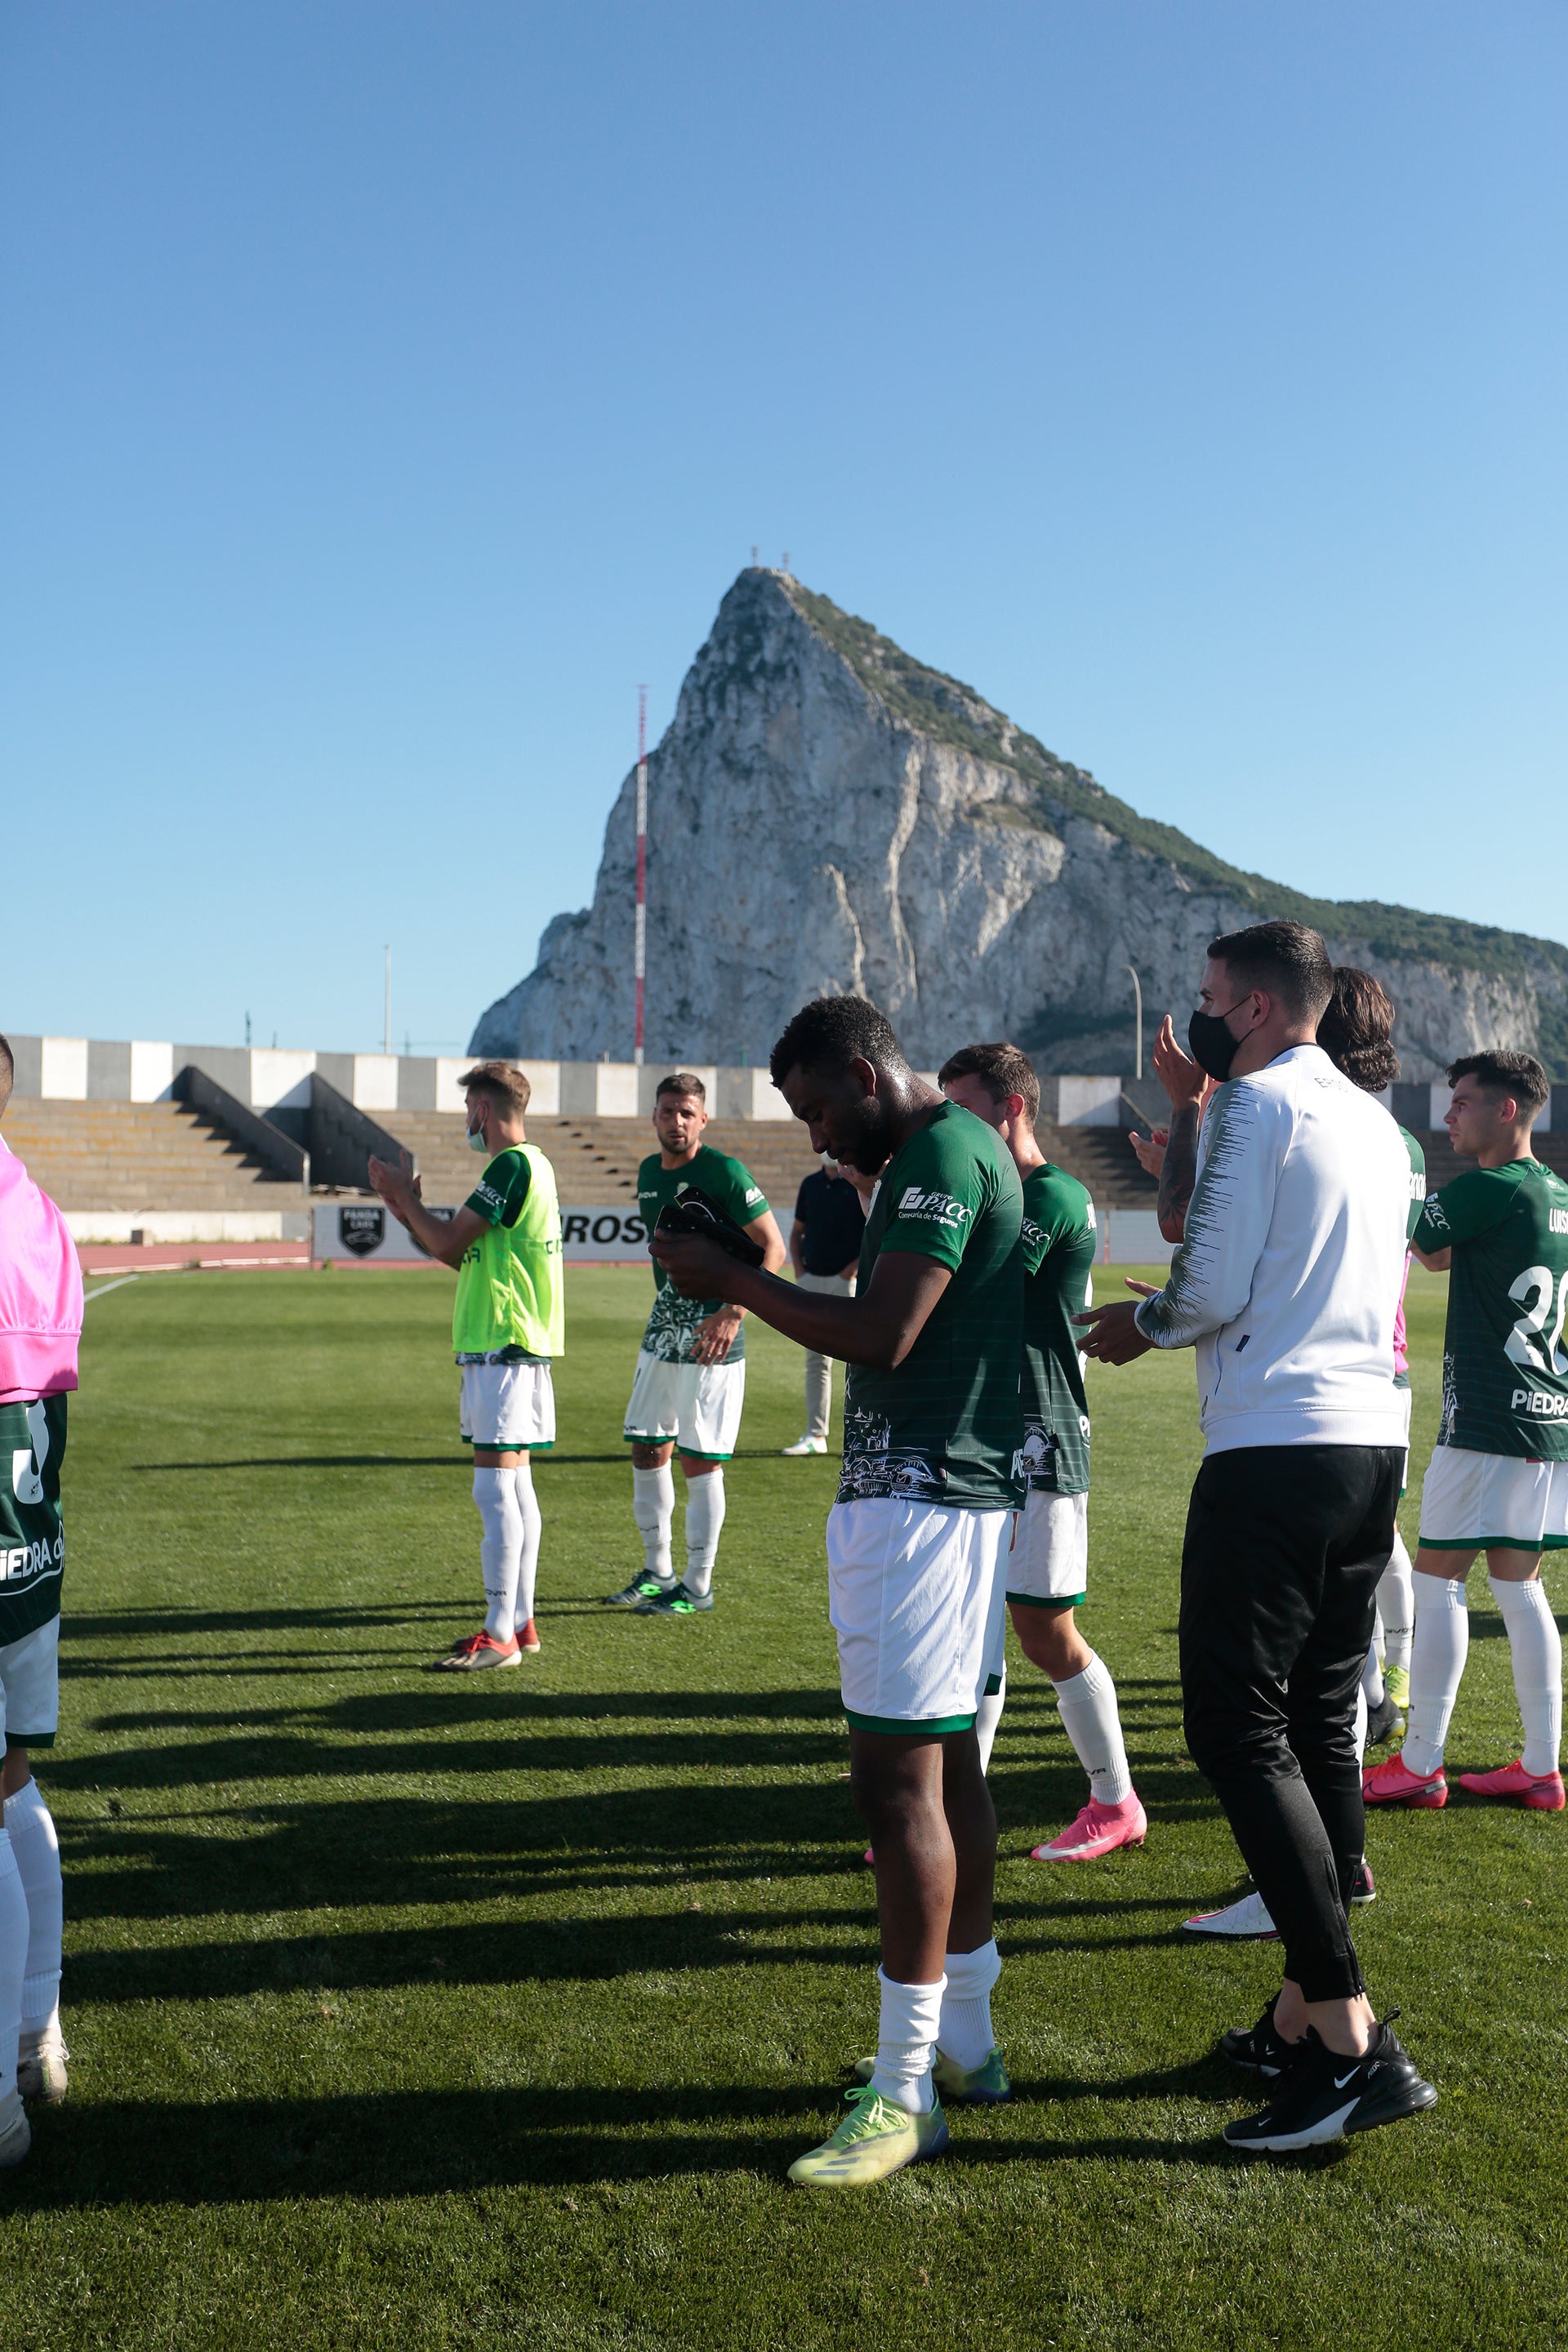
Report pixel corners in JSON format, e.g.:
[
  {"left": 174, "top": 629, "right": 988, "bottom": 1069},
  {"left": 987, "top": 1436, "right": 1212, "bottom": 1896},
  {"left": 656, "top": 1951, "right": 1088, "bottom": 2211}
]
[{"left": 466, "top": 1119, "right": 489, "bottom": 1154}]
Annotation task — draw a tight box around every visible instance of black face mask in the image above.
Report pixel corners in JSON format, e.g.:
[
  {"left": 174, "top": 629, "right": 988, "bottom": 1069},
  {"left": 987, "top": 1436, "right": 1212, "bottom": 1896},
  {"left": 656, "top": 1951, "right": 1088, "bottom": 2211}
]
[{"left": 1187, "top": 1000, "right": 1254, "bottom": 1082}]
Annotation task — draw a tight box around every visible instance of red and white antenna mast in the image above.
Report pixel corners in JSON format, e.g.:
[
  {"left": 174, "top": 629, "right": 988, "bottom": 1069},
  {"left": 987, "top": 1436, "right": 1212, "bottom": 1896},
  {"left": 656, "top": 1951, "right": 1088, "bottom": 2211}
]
[{"left": 633, "top": 686, "right": 648, "bottom": 1066}]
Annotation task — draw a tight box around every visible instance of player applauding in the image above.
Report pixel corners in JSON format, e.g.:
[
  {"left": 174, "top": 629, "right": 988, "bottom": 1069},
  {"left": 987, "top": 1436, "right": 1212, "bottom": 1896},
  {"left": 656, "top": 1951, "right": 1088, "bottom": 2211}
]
[
  {"left": 653, "top": 998, "right": 1024, "bottom": 2188},
  {"left": 607, "top": 1073, "right": 784, "bottom": 1616},
  {"left": 1365, "top": 1052, "right": 1566, "bottom": 1811},
  {"left": 370, "top": 1062, "right": 564, "bottom": 1669},
  {"left": 937, "top": 1043, "right": 1143, "bottom": 1860}
]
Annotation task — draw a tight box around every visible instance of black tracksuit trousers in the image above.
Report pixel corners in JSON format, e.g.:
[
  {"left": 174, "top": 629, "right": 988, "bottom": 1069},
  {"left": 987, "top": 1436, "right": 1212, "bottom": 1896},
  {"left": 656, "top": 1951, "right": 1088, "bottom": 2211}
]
[{"left": 1179, "top": 1443, "right": 1403, "bottom": 2002}]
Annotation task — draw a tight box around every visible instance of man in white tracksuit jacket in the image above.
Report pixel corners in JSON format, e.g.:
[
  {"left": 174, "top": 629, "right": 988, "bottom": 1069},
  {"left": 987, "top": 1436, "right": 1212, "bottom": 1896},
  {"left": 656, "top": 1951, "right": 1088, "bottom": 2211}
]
[{"left": 1080, "top": 920, "right": 1437, "bottom": 2156}]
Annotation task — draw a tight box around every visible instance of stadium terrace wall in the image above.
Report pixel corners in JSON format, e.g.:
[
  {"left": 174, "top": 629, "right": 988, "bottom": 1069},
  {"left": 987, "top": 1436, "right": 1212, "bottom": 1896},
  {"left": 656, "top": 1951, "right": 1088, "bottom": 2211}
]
[{"left": 7, "top": 1038, "right": 1566, "bottom": 1131}]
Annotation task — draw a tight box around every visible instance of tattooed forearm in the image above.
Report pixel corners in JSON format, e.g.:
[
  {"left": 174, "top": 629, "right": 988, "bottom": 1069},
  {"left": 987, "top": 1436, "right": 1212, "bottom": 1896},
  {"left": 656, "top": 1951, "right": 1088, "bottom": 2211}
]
[{"left": 1156, "top": 1102, "right": 1200, "bottom": 1242}]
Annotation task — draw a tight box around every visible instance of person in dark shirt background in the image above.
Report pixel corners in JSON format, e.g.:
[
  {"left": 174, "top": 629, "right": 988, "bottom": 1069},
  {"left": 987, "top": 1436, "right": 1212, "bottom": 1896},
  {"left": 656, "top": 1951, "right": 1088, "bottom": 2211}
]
[{"left": 782, "top": 1156, "right": 866, "bottom": 1455}]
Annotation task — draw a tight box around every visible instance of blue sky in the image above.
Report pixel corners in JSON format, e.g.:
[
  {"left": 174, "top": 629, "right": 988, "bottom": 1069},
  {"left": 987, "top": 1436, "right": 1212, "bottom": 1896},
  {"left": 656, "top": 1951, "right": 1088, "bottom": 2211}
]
[{"left": 3, "top": 2, "right": 1564, "bottom": 1054}]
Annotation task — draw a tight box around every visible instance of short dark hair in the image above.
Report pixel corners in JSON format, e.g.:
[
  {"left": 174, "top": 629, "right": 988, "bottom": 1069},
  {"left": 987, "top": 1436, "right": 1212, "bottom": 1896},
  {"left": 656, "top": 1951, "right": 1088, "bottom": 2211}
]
[
  {"left": 655, "top": 1070, "right": 706, "bottom": 1103},
  {"left": 1316, "top": 968, "right": 1399, "bottom": 1094},
  {"left": 937, "top": 1041, "right": 1040, "bottom": 1125},
  {"left": 458, "top": 1060, "right": 532, "bottom": 1116},
  {"left": 1207, "top": 919, "right": 1334, "bottom": 1022},
  {"left": 769, "top": 997, "right": 908, "bottom": 1086},
  {"left": 0, "top": 1032, "right": 11, "bottom": 1116},
  {"left": 1446, "top": 1050, "right": 1549, "bottom": 1116}
]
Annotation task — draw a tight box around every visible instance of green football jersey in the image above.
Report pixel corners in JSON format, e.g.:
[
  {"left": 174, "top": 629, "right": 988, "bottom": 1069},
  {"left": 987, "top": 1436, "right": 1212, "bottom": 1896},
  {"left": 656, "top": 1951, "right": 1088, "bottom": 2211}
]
[
  {"left": 452, "top": 1144, "right": 565, "bottom": 1360},
  {"left": 636, "top": 1144, "right": 768, "bottom": 1365},
  {"left": 1018, "top": 1162, "right": 1095, "bottom": 1495},
  {"left": 0, "top": 1393, "right": 67, "bottom": 1653},
  {"left": 840, "top": 1101, "right": 1025, "bottom": 1512},
  {"left": 1412, "top": 1156, "right": 1568, "bottom": 1459}
]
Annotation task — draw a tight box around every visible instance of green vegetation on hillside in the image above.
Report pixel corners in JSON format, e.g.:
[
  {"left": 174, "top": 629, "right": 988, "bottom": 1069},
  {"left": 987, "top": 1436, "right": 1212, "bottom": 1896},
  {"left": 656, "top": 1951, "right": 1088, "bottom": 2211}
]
[{"left": 786, "top": 580, "right": 1568, "bottom": 1005}]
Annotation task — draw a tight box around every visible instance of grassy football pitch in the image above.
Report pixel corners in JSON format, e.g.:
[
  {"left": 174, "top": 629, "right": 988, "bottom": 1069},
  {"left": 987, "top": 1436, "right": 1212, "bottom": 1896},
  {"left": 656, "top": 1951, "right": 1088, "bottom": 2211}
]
[{"left": 3, "top": 1261, "right": 1565, "bottom": 2350}]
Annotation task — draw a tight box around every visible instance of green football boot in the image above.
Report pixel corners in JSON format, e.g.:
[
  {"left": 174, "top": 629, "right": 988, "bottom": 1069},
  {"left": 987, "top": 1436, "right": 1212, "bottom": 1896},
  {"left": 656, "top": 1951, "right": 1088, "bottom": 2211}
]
[
  {"left": 604, "top": 1573, "right": 673, "bottom": 1607},
  {"left": 853, "top": 2047, "right": 1011, "bottom": 2105},
  {"left": 787, "top": 2085, "right": 949, "bottom": 2187},
  {"left": 636, "top": 1580, "right": 714, "bottom": 1615}
]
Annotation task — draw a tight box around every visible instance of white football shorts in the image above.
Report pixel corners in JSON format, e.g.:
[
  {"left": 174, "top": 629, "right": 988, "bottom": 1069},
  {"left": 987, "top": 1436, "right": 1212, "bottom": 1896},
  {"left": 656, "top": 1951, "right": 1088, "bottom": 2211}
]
[
  {"left": 1419, "top": 1444, "right": 1568, "bottom": 1554},
  {"left": 828, "top": 1497, "right": 1009, "bottom": 1732},
  {"left": 623, "top": 1352, "right": 746, "bottom": 1460},
  {"left": 0, "top": 1617, "right": 60, "bottom": 1748},
  {"left": 459, "top": 1361, "right": 556, "bottom": 1450},
  {"left": 1006, "top": 1486, "right": 1089, "bottom": 1608}
]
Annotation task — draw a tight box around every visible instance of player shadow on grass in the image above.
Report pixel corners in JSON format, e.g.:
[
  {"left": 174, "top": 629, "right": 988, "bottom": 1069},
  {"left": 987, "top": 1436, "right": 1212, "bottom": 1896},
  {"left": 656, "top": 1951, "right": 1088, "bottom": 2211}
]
[{"left": 4, "top": 2066, "right": 1298, "bottom": 2211}]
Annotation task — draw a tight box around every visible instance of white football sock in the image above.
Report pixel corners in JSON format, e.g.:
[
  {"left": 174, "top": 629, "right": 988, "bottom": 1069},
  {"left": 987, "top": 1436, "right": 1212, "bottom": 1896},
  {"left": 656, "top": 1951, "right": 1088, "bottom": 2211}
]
[
  {"left": 1354, "top": 1679, "right": 1369, "bottom": 1767},
  {"left": 869, "top": 1967, "right": 943, "bottom": 2114},
  {"left": 632, "top": 1465, "right": 675, "bottom": 1584},
  {"left": 0, "top": 1830, "right": 26, "bottom": 2104},
  {"left": 1379, "top": 1531, "right": 1416, "bottom": 1673},
  {"left": 1361, "top": 1641, "right": 1386, "bottom": 1709},
  {"left": 1401, "top": 1575, "right": 1469, "bottom": 1777},
  {"left": 1490, "top": 1575, "right": 1563, "bottom": 1778},
  {"left": 474, "top": 1466, "right": 523, "bottom": 1642},
  {"left": 1053, "top": 1653, "right": 1133, "bottom": 1805},
  {"left": 938, "top": 1938, "right": 1000, "bottom": 2070},
  {"left": 976, "top": 1674, "right": 1005, "bottom": 1774},
  {"left": 511, "top": 1463, "right": 543, "bottom": 1633},
  {"left": 683, "top": 1469, "right": 725, "bottom": 1600},
  {"left": 3, "top": 1781, "right": 62, "bottom": 2044}
]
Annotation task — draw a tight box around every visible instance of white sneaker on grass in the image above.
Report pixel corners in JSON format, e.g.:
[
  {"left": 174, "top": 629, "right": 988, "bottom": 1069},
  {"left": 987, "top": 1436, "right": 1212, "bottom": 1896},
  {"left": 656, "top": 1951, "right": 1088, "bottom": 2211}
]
[
  {"left": 18, "top": 2023, "right": 69, "bottom": 2104},
  {"left": 782, "top": 1435, "right": 828, "bottom": 1457}
]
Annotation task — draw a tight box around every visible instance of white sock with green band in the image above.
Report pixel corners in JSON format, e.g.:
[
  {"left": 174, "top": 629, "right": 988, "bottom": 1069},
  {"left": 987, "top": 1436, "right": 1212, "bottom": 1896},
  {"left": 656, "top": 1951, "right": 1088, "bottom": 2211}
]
[
  {"left": 939, "top": 1938, "right": 1000, "bottom": 2069},
  {"left": 3, "top": 1782, "right": 62, "bottom": 2055},
  {"left": 512, "top": 1463, "right": 542, "bottom": 1633},
  {"left": 1379, "top": 1532, "right": 1416, "bottom": 1673},
  {"left": 870, "top": 1967, "right": 944, "bottom": 2114},
  {"left": 683, "top": 1470, "right": 725, "bottom": 1599},
  {"left": 474, "top": 1468, "right": 523, "bottom": 1641},
  {"left": 632, "top": 1466, "right": 675, "bottom": 1584},
  {"left": 1490, "top": 1575, "right": 1562, "bottom": 1777}
]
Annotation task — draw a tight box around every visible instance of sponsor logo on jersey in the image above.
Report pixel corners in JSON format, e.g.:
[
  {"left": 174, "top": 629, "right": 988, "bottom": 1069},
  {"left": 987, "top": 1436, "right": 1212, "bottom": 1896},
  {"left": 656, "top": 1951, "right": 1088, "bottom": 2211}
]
[
  {"left": 897, "top": 1186, "right": 971, "bottom": 1230},
  {"left": 1551, "top": 1208, "right": 1568, "bottom": 1236},
  {"left": 1423, "top": 1193, "right": 1450, "bottom": 1234},
  {"left": 1511, "top": 1388, "right": 1568, "bottom": 1419},
  {"left": 2, "top": 1533, "right": 63, "bottom": 1583}
]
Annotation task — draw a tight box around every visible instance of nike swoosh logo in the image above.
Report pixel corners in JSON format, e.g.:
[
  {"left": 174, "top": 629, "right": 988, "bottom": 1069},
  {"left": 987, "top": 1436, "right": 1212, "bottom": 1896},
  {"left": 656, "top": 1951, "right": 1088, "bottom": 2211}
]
[{"left": 1333, "top": 2069, "right": 1361, "bottom": 2089}]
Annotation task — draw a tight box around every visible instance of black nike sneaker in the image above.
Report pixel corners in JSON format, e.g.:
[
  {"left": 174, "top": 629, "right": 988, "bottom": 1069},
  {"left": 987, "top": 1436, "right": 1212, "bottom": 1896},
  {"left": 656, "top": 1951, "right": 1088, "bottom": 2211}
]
[
  {"left": 1350, "top": 1855, "right": 1377, "bottom": 1906},
  {"left": 1223, "top": 2013, "right": 1437, "bottom": 2154},
  {"left": 1220, "top": 1993, "right": 1303, "bottom": 2078}
]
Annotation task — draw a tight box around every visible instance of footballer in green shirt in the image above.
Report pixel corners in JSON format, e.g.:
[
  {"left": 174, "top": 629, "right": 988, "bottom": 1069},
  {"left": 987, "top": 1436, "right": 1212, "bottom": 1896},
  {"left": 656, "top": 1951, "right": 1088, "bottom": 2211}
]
[
  {"left": 605, "top": 1072, "right": 784, "bottom": 1617},
  {"left": 369, "top": 1061, "right": 563, "bottom": 1672},
  {"left": 1366, "top": 1051, "right": 1567, "bottom": 1814},
  {"left": 652, "top": 999, "right": 1024, "bottom": 2189},
  {"left": 938, "top": 1045, "right": 1144, "bottom": 1865}
]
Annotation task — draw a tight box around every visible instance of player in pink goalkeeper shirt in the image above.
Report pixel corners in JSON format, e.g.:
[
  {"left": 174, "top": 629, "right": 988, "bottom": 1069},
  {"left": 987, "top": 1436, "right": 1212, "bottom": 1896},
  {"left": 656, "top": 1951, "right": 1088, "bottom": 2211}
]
[{"left": 0, "top": 1031, "right": 83, "bottom": 2168}]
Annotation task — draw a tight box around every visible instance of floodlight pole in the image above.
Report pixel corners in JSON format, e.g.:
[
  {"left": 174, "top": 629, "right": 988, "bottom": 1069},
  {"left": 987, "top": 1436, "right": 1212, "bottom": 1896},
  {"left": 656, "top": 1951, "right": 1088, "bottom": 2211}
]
[
  {"left": 1125, "top": 963, "right": 1143, "bottom": 1080},
  {"left": 634, "top": 688, "right": 648, "bottom": 1067}
]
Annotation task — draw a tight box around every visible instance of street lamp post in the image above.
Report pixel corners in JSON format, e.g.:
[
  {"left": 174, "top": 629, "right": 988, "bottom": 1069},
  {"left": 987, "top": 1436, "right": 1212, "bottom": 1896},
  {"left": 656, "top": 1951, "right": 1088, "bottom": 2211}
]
[{"left": 1125, "top": 964, "right": 1143, "bottom": 1081}]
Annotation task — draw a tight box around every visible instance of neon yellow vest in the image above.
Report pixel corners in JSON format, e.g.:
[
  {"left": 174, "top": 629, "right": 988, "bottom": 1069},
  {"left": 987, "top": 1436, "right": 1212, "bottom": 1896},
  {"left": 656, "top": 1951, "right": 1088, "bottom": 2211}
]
[{"left": 452, "top": 1144, "right": 565, "bottom": 1357}]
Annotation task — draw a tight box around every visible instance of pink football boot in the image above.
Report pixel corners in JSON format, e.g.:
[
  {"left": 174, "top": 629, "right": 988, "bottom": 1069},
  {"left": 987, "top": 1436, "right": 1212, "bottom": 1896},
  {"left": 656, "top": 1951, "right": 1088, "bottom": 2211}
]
[
  {"left": 1031, "top": 1790, "right": 1147, "bottom": 1861},
  {"left": 1362, "top": 1751, "right": 1447, "bottom": 1807},
  {"left": 1455, "top": 1758, "right": 1566, "bottom": 1810}
]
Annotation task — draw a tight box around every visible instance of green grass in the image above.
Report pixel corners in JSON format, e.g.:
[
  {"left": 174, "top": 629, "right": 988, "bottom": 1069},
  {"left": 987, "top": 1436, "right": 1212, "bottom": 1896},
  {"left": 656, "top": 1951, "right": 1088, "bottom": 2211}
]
[{"left": 4, "top": 1261, "right": 1566, "bottom": 2350}]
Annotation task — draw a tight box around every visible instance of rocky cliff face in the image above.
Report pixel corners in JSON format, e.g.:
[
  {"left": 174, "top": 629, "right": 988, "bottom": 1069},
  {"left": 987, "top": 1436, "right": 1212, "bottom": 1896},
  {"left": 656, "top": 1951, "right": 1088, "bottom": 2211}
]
[{"left": 473, "top": 570, "right": 1568, "bottom": 1080}]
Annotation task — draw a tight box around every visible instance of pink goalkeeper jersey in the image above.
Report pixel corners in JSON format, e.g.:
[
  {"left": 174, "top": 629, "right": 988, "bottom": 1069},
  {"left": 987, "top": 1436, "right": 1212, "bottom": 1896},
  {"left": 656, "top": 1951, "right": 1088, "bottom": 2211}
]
[{"left": 0, "top": 1133, "right": 82, "bottom": 1403}]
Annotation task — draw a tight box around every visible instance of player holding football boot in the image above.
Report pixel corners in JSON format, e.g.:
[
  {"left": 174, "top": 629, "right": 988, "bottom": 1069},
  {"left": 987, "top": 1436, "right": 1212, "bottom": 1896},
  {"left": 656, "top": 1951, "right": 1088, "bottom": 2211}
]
[
  {"left": 937, "top": 1044, "right": 1143, "bottom": 1860},
  {"left": 1365, "top": 1053, "right": 1567, "bottom": 1813},
  {"left": 606, "top": 1074, "right": 783, "bottom": 1616},
  {"left": 370, "top": 1062, "right": 564, "bottom": 1669},
  {"left": 0, "top": 1033, "right": 83, "bottom": 2168}
]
